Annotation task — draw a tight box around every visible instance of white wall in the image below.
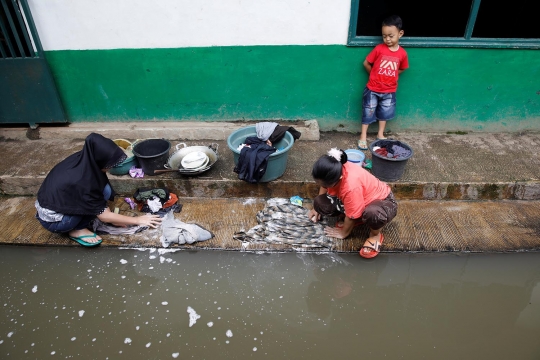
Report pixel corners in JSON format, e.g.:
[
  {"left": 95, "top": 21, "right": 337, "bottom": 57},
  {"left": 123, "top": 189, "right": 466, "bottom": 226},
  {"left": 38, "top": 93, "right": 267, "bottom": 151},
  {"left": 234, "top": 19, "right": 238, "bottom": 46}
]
[{"left": 28, "top": 0, "right": 351, "bottom": 50}]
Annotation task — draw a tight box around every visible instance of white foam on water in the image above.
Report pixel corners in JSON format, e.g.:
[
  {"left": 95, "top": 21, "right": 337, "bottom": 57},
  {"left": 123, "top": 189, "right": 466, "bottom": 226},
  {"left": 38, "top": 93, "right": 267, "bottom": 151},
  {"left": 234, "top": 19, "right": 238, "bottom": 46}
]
[
  {"left": 51, "top": 351, "right": 55, "bottom": 355},
  {"left": 226, "top": 330, "right": 233, "bottom": 338},
  {"left": 78, "top": 310, "right": 85, "bottom": 317},
  {"left": 158, "top": 248, "right": 181, "bottom": 254},
  {"left": 162, "top": 302, "right": 168, "bottom": 306},
  {"left": 124, "top": 338, "right": 131, "bottom": 344},
  {"left": 31, "top": 286, "right": 37, "bottom": 293},
  {"left": 187, "top": 306, "right": 200, "bottom": 327},
  {"left": 146, "top": 342, "right": 151, "bottom": 348},
  {"left": 71, "top": 337, "right": 76, "bottom": 341},
  {"left": 253, "top": 347, "right": 257, "bottom": 351},
  {"left": 7, "top": 332, "right": 13, "bottom": 338},
  {"left": 120, "top": 259, "right": 128, "bottom": 264},
  {"left": 172, "top": 353, "right": 179, "bottom": 358},
  {"left": 207, "top": 322, "right": 213, "bottom": 327}
]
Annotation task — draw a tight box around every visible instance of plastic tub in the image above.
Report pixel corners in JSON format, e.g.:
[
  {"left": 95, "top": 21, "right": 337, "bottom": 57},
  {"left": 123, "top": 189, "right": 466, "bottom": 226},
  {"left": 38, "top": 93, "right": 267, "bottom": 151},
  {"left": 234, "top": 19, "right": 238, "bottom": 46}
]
[
  {"left": 344, "top": 149, "right": 365, "bottom": 165},
  {"left": 227, "top": 126, "right": 295, "bottom": 182},
  {"left": 132, "top": 139, "right": 171, "bottom": 176},
  {"left": 110, "top": 139, "right": 139, "bottom": 175},
  {"left": 369, "top": 139, "right": 413, "bottom": 182},
  {"left": 109, "top": 156, "right": 138, "bottom": 176}
]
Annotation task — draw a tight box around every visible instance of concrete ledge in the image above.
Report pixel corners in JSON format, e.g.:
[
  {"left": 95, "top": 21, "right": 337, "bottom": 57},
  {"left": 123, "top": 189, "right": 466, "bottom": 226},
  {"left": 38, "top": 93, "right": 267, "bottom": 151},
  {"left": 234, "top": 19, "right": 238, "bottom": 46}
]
[
  {"left": 0, "top": 120, "right": 320, "bottom": 141},
  {"left": 2, "top": 175, "right": 539, "bottom": 200}
]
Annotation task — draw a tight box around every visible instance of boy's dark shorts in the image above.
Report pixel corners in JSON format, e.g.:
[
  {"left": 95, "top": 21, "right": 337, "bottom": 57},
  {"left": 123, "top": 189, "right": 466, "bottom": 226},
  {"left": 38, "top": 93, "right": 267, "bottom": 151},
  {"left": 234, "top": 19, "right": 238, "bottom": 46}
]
[{"left": 362, "top": 87, "right": 396, "bottom": 125}]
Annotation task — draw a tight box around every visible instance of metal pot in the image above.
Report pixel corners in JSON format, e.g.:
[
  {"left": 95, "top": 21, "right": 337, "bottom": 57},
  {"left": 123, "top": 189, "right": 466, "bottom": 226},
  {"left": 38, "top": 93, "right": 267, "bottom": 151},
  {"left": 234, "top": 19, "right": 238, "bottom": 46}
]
[{"left": 156, "top": 143, "right": 218, "bottom": 176}]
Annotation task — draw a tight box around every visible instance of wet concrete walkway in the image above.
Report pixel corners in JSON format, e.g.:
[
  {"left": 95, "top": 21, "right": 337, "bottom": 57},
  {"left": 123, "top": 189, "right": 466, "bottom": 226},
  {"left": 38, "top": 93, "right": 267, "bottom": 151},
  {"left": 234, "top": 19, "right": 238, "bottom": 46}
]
[
  {"left": 1, "top": 124, "right": 540, "bottom": 252},
  {"left": 2, "top": 196, "right": 539, "bottom": 252}
]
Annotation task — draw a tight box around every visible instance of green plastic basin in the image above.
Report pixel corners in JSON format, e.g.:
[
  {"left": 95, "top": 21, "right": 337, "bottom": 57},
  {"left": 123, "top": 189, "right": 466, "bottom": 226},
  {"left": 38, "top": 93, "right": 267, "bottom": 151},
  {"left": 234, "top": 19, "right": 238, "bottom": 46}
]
[{"left": 227, "top": 126, "right": 295, "bottom": 182}]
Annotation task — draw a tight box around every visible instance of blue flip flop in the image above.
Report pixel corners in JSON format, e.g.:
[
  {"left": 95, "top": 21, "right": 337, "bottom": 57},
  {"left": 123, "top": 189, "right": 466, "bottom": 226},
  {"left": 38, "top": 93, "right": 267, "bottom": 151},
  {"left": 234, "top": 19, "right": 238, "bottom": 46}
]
[
  {"left": 357, "top": 140, "right": 368, "bottom": 150},
  {"left": 69, "top": 234, "right": 102, "bottom": 247}
]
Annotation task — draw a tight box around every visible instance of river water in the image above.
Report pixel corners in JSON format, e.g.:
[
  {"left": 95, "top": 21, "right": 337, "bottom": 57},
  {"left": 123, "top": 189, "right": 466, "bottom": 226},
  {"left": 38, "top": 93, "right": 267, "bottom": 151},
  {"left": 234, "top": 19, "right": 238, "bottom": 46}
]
[{"left": 1, "top": 247, "right": 540, "bottom": 359}]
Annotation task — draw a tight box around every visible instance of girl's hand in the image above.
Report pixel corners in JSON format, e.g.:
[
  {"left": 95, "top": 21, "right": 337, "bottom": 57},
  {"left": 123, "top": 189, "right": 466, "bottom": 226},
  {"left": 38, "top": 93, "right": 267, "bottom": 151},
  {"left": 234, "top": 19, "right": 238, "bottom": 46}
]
[
  {"left": 137, "top": 214, "right": 162, "bottom": 228},
  {"left": 308, "top": 209, "right": 321, "bottom": 222}
]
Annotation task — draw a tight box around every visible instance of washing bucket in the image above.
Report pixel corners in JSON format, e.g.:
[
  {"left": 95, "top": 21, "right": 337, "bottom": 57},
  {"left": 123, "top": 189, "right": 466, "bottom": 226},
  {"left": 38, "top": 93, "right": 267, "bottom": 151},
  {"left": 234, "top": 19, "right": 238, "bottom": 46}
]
[
  {"left": 132, "top": 139, "right": 171, "bottom": 176},
  {"left": 109, "top": 139, "right": 139, "bottom": 175},
  {"left": 344, "top": 149, "right": 365, "bottom": 166},
  {"left": 369, "top": 139, "right": 413, "bottom": 182},
  {"left": 227, "top": 126, "right": 295, "bottom": 182}
]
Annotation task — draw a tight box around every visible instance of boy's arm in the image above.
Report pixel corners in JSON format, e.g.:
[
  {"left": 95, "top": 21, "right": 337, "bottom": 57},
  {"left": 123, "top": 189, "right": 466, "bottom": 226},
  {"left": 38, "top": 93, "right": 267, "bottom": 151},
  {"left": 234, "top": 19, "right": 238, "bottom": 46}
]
[
  {"left": 363, "top": 59, "right": 372, "bottom": 73},
  {"left": 398, "top": 69, "right": 406, "bottom": 74}
]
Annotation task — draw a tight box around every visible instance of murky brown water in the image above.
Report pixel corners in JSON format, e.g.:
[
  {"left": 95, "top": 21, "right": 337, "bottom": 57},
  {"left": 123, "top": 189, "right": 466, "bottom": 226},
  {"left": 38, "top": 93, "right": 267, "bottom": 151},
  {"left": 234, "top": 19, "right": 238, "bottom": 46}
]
[{"left": 1, "top": 247, "right": 540, "bottom": 359}]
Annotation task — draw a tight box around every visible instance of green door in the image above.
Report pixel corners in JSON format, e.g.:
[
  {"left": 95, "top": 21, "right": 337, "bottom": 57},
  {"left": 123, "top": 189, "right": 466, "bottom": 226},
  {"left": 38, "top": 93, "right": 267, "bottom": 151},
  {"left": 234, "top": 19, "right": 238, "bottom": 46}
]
[{"left": 0, "top": 0, "right": 66, "bottom": 127}]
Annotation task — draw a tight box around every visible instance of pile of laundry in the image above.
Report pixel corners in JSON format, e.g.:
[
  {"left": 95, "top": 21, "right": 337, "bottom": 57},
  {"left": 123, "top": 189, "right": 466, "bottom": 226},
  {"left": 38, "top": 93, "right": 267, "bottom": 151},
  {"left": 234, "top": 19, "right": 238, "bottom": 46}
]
[
  {"left": 91, "top": 187, "right": 182, "bottom": 235},
  {"left": 132, "top": 187, "right": 182, "bottom": 215},
  {"left": 373, "top": 140, "right": 412, "bottom": 159},
  {"left": 233, "top": 198, "right": 333, "bottom": 248},
  {"left": 234, "top": 122, "right": 301, "bottom": 183},
  {"left": 160, "top": 211, "right": 214, "bottom": 248}
]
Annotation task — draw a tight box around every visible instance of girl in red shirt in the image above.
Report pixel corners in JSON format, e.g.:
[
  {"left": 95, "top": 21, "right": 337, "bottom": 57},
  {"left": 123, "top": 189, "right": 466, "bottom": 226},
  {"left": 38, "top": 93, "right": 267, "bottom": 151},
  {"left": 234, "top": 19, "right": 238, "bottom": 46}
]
[{"left": 308, "top": 148, "right": 398, "bottom": 258}]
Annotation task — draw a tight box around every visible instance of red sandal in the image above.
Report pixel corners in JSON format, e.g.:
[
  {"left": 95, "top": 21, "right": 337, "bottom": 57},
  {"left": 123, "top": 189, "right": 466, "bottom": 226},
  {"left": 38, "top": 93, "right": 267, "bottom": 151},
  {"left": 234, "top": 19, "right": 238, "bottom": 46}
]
[{"left": 359, "top": 233, "right": 384, "bottom": 259}]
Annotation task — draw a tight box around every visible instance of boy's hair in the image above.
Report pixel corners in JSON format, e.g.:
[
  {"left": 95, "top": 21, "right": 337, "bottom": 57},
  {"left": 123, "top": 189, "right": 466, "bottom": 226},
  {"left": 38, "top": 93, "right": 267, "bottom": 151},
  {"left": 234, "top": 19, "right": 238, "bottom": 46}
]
[{"left": 382, "top": 15, "right": 403, "bottom": 30}]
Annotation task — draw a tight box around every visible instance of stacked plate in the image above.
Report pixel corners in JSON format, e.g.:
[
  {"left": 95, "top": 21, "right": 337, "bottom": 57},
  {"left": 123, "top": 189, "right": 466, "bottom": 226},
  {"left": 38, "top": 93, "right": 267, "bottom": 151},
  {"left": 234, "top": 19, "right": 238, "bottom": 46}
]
[{"left": 181, "top": 151, "right": 209, "bottom": 171}]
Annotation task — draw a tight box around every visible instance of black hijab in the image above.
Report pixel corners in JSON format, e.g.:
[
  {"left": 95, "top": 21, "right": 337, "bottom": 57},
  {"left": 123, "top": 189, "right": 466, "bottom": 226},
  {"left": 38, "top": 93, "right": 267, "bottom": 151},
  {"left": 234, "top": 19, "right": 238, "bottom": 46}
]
[{"left": 37, "top": 133, "right": 126, "bottom": 216}]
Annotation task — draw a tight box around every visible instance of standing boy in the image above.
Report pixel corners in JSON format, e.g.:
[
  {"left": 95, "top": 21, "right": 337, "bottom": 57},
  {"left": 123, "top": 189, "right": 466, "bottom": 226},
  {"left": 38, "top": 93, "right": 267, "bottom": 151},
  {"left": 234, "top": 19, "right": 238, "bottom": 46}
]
[{"left": 358, "top": 15, "right": 409, "bottom": 150}]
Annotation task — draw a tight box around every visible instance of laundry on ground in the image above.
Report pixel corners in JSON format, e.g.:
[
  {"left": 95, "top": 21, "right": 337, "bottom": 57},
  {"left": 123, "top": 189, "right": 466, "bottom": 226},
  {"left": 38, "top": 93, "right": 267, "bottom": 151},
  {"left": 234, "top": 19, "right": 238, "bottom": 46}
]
[
  {"left": 160, "top": 211, "right": 214, "bottom": 247},
  {"left": 233, "top": 198, "right": 332, "bottom": 248}
]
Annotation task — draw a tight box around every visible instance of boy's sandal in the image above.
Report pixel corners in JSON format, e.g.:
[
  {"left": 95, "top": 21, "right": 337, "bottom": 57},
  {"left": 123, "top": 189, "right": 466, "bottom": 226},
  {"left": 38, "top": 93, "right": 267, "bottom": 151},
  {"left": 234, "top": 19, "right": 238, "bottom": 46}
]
[{"left": 357, "top": 140, "right": 368, "bottom": 150}]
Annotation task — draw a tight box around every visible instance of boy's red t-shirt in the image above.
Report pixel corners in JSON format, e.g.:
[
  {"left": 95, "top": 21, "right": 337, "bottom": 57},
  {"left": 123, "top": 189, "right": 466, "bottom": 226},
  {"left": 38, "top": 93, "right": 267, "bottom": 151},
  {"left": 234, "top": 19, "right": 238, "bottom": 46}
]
[
  {"left": 327, "top": 162, "right": 390, "bottom": 220},
  {"left": 366, "top": 44, "right": 409, "bottom": 93}
]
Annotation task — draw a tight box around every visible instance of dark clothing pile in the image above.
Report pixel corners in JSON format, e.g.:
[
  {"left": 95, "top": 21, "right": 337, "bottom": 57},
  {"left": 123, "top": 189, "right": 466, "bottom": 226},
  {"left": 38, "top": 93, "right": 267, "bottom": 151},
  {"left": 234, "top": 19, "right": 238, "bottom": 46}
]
[
  {"left": 234, "top": 137, "right": 276, "bottom": 183},
  {"left": 268, "top": 125, "right": 301, "bottom": 143},
  {"left": 133, "top": 187, "right": 182, "bottom": 216},
  {"left": 374, "top": 140, "right": 411, "bottom": 159},
  {"left": 234, "top": 123, "right": 301, "bottom": 183}
]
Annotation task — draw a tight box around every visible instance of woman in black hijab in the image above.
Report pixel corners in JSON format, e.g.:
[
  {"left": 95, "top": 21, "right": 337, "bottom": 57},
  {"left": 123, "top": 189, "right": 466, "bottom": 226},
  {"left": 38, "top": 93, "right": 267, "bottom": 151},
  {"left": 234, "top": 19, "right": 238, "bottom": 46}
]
[{"left": 35, "top": 133, "right": 161, "bottom": 246}]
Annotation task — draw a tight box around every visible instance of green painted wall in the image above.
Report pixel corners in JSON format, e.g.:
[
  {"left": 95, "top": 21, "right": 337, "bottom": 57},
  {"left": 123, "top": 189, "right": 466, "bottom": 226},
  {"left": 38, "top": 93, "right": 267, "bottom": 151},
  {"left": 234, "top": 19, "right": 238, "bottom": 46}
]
[{"left": 45, "top": 45, "right": 539, "bottom": 132}]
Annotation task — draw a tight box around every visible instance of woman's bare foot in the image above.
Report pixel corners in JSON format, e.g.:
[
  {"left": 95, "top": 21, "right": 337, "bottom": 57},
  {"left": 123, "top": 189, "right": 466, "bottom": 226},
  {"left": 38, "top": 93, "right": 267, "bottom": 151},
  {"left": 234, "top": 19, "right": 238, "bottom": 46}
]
[{"left": 68, "top": 229, "right": 102, "bottom": 243}]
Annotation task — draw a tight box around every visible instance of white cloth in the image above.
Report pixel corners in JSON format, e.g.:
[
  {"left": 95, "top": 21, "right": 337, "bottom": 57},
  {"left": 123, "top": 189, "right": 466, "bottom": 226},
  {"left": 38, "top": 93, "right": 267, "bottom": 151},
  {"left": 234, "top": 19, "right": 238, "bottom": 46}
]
[
  {"left": 160, "top": 212, "right": 214, "bottom": 248},
  {"left": 147, "top": 196, "right": 163, "bottom": 213},
  {"left": 256, "top": 122, "right": 279, "bottom": 141},
  {"left": 35, "top": 200, "right": 64, "bottom": 222}
]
